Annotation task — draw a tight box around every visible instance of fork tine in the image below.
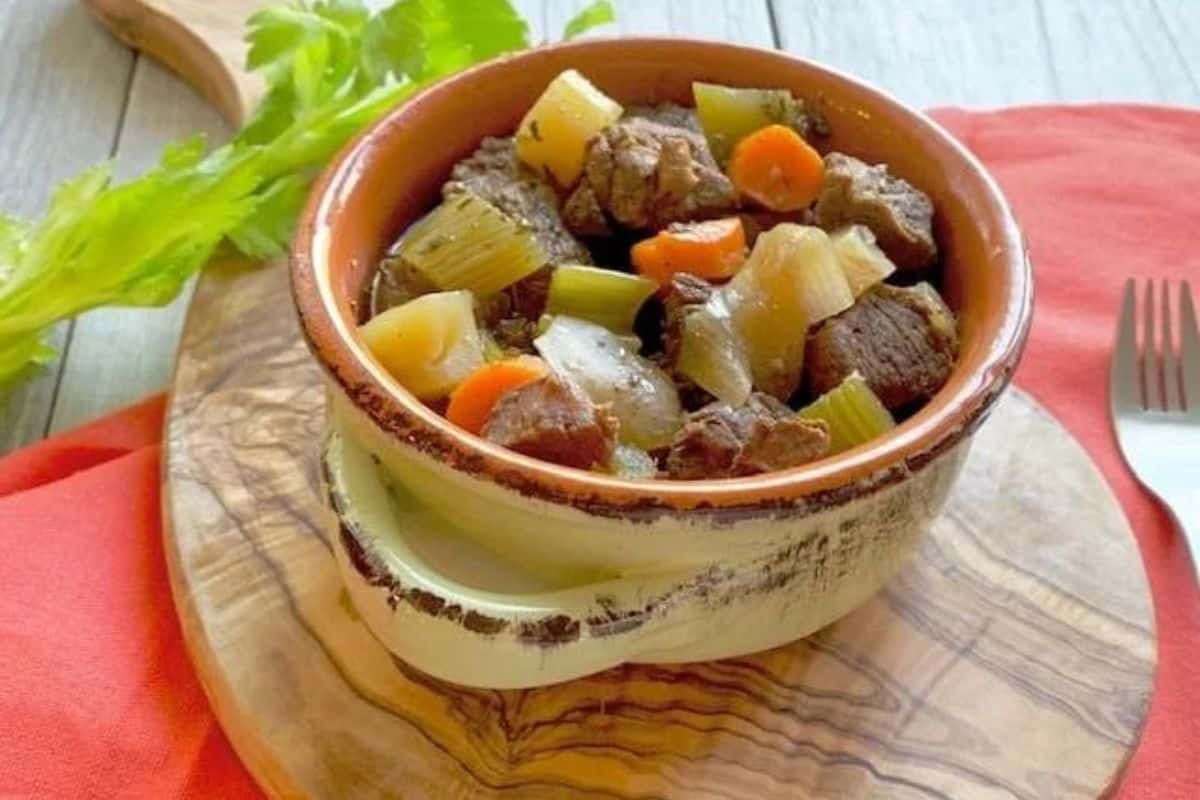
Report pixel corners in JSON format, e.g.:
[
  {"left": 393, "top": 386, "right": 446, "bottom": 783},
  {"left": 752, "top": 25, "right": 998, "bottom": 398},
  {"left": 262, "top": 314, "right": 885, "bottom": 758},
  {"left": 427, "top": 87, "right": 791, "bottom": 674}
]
[
  {"left": 1143, "top": 279, "right": 1162, "bottom": 410},
  {"left": 1112, "top": 278, "right": 1142, "bottom": 413},
  {"left": 1162, "top": 281, "right": 1181, "bottom": 412},
  {"left": 1181, "top": 280, "right": 1200, "bottom": 413}
]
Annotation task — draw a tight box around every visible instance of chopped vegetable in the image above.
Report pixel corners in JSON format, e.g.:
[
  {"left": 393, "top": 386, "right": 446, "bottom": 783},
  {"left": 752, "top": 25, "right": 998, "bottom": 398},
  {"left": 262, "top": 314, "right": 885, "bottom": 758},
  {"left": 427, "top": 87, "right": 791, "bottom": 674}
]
[
  {"left": 546, "top": 265, "right": 657, "bottom": 332},
  {"left": 445, "top": 356, "right": 548, "bottom": 434},
  {"left": 400, "top": 190, "right": 546, "bottom": 295},
  {"left": 480, "top": 330, "right": 506, "bottom": 362},
  {"left": 693, "top": 82, "right": 806, "bottom": 164},
  {"left": 359, "top": 290, "right": 484, "bottom": 400},
  {"left": 676, "top": 297, "right": 753, "bottom": 406},
  {"left": 535, "top": 316, "right": 683, "bottom": 449},
  {"left": 831, "top": 225, "right": 896, "bottom": 297},
  {"left": 728, "top": 124, "right": 824, "bottom": 212},
  {"left": 446, "top": 355, "right": 549, "bottom": 434},
  {"left": 718, "top": 224, "right": 812, "bottom": 399},
  {"left": 798, "top": 371, "right": 895, "bottom": 454},
  {"left": 515, "top": 69, "right": 623, "bottom": 186},
  {"left": 790, "top": 225, "right": 855, "bottom": 324},
  {"left": 605, "top": 443, "right": 658, "bottom": 478},
  {"left": 631, "top": 217, "right": 746, "bottom": 284}
]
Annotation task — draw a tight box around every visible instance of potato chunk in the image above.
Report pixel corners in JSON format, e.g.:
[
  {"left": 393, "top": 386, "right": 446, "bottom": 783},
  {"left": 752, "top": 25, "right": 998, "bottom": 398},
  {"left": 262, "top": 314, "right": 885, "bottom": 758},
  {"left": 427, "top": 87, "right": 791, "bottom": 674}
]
[
  {"left": 359, "top": 290, "right": 484, "bottom": 400},
  {"left": 515, "top": 69, "right": 623, "bottom": 186}
]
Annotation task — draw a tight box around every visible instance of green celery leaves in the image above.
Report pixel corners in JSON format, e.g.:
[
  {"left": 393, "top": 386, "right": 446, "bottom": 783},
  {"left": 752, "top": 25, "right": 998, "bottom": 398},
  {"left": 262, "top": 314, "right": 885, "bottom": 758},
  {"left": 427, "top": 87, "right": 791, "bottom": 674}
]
[
  {"left": 563, "top": 1, "right": 616, "bottom": 40},
  {"left": 0, "top": 0, "right": 621, "bottom": 386}
]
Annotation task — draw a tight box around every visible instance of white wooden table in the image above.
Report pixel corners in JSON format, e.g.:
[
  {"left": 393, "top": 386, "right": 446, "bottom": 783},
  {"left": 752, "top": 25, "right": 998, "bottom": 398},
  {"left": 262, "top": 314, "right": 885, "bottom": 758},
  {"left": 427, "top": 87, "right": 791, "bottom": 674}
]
[{"left": 2, "top": 0, "right": 1198, "bottom": 453}]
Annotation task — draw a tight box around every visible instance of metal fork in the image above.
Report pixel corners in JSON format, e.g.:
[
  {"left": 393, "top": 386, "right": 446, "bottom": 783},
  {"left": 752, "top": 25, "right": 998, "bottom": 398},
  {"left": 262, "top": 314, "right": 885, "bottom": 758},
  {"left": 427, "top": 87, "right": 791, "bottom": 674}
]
[{"left": 1110, "top": 278, "right": 1200, "bottom": 585}]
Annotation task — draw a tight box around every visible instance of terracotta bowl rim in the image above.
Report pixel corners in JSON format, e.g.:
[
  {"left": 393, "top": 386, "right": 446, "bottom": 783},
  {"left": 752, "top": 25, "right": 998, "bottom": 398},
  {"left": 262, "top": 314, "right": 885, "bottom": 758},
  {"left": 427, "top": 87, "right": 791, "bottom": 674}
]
[{"left": 291, "top": 37, "right": 1033, "bottom": 512}]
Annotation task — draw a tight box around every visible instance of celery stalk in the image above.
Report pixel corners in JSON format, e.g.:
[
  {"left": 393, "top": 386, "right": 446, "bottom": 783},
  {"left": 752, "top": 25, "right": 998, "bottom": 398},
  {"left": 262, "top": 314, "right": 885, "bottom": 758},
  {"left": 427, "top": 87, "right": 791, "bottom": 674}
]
[
  {"left": 693, "top": 82, "right": 805, "bottom": 164},
  {"left": 545, "top": 265, "right": 656, "bottom": 332},
  {"left": 400, "top": 190, "right": 546, "bottom": 296},
  {"left": 798, "top": 371, "right": 895, "bottom": 454}
]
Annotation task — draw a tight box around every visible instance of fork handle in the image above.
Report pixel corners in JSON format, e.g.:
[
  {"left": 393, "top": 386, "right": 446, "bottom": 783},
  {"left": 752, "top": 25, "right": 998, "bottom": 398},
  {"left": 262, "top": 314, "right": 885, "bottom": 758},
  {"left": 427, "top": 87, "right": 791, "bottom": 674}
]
[{"left": 1163, "top": 489, "right": 1200, "bottom": 587}]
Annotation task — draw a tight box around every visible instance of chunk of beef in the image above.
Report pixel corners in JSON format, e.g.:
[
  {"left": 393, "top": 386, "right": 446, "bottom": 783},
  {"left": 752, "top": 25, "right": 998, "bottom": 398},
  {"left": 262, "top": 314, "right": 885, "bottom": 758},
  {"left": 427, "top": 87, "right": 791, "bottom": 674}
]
[
  {"left": 659, "top": 273, "right": 716, "bottom": 364},
  {"left": 657, "top": 273, "right": 717, "bottom": 411},
  {"left": 475, "top": 266, "right": 552, "bottom": 352},
  {"left": 738, "top": 209, "right": 814, "bottom": 248},
  {"left": 565, "top": 116, "right": 737, "bottom": 234},
  {"left": 805, "top": 283, "right": 958, "bottom": 411},
  {"left": 664, "top": 393, "right": 830, "bottom": 480},
  {"left": 624, "top": 103, "right": 705, "bottom": 133},
  {"left": 813, "top": 153, "right": 937, "bottom": 271},
  {"left": 482, "top": 373, "right": 617, "bottom": 469},
  {"left": 444, "top": 136, "right": 591, "bottom": 265},
  {"left": 370, "top": 253, "right": 437, "bottom": 314}
]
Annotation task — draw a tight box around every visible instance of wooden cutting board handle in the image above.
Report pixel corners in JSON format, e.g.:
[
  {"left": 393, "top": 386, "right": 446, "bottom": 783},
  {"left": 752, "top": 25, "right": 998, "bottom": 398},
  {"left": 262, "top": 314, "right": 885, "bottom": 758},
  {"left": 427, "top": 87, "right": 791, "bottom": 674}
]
[{"left": 82, "top": 0, "right": 266, "bottom": 126}]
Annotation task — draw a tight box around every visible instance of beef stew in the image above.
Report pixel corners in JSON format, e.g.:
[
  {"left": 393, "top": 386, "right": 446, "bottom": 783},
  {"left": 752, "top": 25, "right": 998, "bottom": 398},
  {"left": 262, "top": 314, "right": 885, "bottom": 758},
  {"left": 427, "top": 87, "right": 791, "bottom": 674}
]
[{"left": 359, "top": 69, "right": 956, "bottom": 479}]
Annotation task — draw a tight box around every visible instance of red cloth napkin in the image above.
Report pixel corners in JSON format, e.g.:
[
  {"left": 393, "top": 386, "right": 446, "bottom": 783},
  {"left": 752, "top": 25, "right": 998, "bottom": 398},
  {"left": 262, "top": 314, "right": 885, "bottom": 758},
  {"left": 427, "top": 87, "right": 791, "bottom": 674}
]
[{"left": 1, "top": 105, "right": 1198, "bottom": 798}]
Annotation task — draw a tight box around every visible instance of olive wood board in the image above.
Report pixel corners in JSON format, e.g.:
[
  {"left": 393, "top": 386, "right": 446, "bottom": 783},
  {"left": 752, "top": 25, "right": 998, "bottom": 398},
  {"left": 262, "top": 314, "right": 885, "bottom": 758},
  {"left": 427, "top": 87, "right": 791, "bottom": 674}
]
[
  {"left": 82, "top": 0, "right": 1156, "bottom": 796},
  {"left": 163, "top": 257, "right": 1155, "bottom": 800}
]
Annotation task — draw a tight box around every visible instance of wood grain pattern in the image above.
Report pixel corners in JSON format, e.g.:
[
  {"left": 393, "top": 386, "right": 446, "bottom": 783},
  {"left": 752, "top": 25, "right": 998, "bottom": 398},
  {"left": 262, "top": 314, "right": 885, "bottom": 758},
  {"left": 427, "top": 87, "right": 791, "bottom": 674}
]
[
  {"left": 164, "top": 257, "right": 1154, "bottom": 799},
  {"left": 82, "top": 0, "right": 270, "bottom": 124}
]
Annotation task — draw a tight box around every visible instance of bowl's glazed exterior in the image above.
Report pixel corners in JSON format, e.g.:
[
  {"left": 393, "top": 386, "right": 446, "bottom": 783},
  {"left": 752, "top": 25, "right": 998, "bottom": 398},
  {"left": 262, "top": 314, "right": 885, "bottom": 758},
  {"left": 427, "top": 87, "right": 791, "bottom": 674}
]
[{"left": 293, "top": 39, "right": 1031, "bottom": 688}]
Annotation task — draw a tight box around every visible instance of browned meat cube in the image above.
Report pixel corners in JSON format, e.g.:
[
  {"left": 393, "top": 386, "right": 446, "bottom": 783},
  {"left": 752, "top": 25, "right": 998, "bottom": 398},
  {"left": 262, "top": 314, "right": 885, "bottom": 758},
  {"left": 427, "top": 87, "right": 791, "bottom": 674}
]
[
  {"left": 656, "top": 273, "right": 718, "bottom": 411},
  {"left": 443, "top": 136, "right": 592, "bottom": 265},
  {"left": 624, "top": 103, "right": 706, "bottom": 133},
  {"left": 564, "top": 109, "right": 737, "bottom": 233},
  {"left": 665, "top": 393, "right": 830, "bottom": 480},
  {"left": 659, "top": 273, "right": 716, "bottom": 365},
  {"left": 738, "top": 209, "right": 813, "bottom": 248},
  {"left": 814, "top": 153, "right": 937, "bottom": 271},
  {"left": 805, "top": 283, "right": 958, "bottom": 411},
  {"left": 482, "top": 373, "right": 617, "bottom": 469},
  {"left": 370, "top": 253, "right": 437, "bottom": 314}
]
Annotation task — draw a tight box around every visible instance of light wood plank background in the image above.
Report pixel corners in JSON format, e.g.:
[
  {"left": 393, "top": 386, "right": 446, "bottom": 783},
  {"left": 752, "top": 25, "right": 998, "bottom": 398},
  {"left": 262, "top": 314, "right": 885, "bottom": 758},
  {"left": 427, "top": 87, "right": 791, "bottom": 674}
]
[{"left": 2, "top": 0, "right": 1198, "bottom": 451}]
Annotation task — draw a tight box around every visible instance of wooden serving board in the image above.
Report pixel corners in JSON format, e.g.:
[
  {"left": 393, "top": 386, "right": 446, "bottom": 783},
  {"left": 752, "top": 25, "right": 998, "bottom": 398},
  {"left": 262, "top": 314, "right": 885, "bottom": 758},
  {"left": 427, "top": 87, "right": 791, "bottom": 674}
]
[{"left": 88, "top": 1, "right": 1157, "bottom": 797}]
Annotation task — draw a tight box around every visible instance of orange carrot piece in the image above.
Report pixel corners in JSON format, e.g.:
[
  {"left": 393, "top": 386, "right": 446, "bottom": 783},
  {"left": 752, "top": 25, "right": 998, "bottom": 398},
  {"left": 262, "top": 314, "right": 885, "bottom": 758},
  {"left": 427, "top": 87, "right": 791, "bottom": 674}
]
[
  {"left": 631, "top": 217, "right": 746, "bottom": 283},
  {"left": 445, "top": 356, "right": 548, "bottom": 435},
  {"left": 727, "top": 124, "right": 824, "bottom": 212}
]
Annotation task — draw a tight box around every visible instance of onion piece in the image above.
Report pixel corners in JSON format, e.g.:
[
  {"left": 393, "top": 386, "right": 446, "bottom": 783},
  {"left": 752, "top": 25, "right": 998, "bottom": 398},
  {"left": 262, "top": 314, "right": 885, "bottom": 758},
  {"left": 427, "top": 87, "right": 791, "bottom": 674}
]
[
  {"left": 535, "top": 316, "right": 683, "bottom": 450},
  {"left": 677, "top": 295, "right": 754, "bottom": 406},
  {"left": 605, "top": 444, "right": 659, "bottom": 479},
  {"left": 831, "top": 224, "right": 896, "bottom": 297}
]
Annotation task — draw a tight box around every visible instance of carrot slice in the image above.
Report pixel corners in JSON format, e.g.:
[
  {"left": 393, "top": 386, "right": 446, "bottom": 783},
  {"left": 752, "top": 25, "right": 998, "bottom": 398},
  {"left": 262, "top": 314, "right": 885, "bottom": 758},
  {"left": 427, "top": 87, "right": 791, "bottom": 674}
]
[
  {"left": 631, "top": 217, "right": 746, "bottom": 283},
  {"left": 727, "top": 124, "right": 824, "bottom": 212},
  {"left": 445, "top": 356, "right": 548, "bottom": 435}
]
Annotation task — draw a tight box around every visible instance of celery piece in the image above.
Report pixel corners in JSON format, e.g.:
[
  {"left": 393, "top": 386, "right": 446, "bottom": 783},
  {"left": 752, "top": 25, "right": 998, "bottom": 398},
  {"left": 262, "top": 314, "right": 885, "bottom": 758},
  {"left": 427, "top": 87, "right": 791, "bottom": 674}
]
[
  {"left": 693, "top": 82, "right": 804, "bottom": 164},
  {"left": 359, "top": 290, "right": 484, "bottom": 400},
  {"left": 400, "top": 190, "right": 546, "bottom": 296},
  {"left": 545, "top": 265, "right": 656, "bottom": 332},
  {"left": 798, "top": 371, "right": 895, "bottom": 454}
]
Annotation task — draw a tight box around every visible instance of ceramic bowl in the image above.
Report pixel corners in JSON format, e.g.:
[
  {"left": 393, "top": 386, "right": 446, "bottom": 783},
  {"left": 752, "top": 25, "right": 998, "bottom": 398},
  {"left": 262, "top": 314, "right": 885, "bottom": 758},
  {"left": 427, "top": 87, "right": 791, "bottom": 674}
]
[{"left": 292, "top": 38, "right": 1032, "bottom": 688}]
